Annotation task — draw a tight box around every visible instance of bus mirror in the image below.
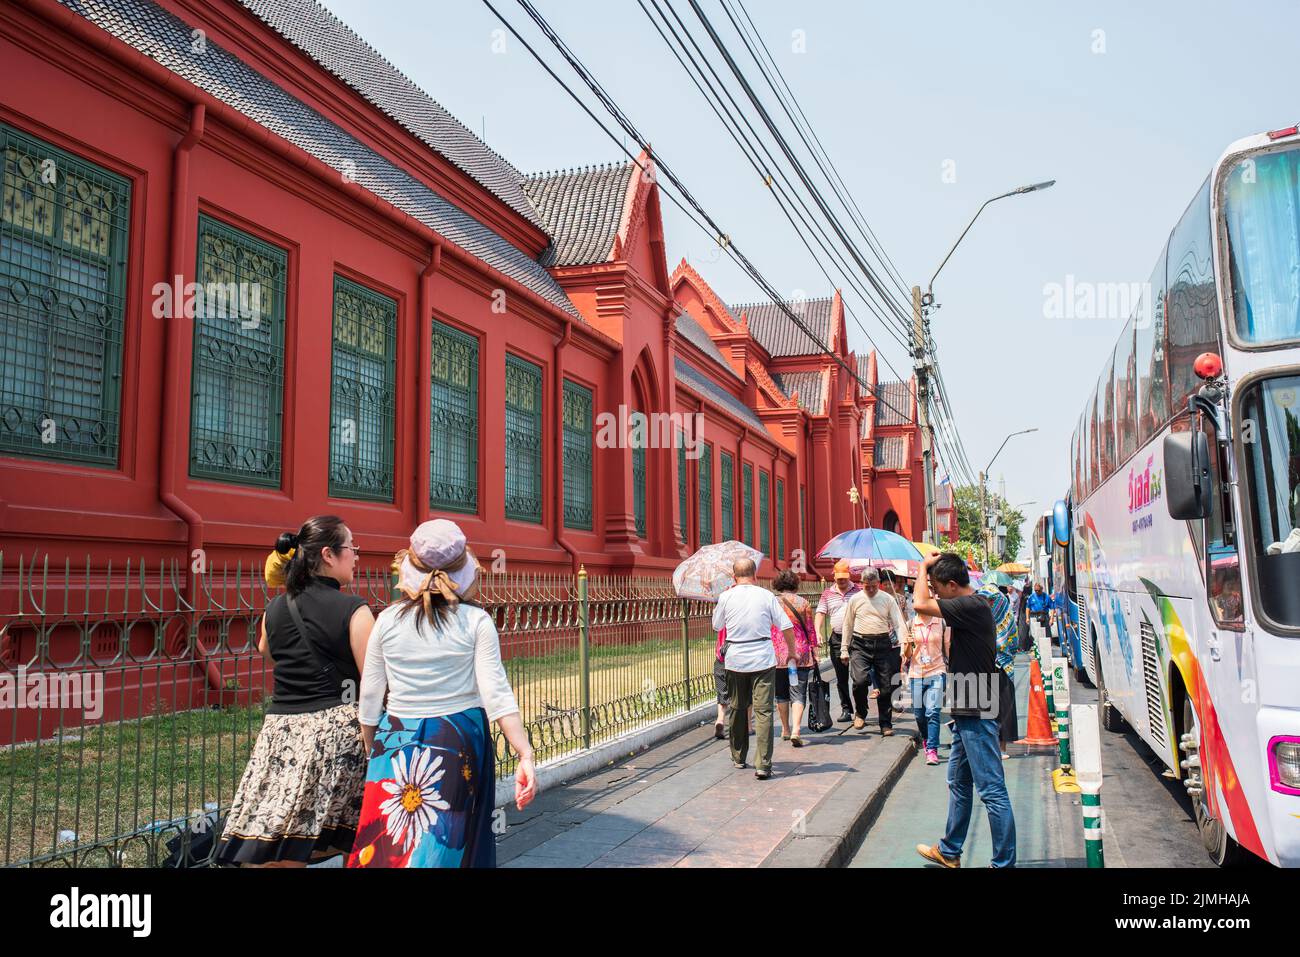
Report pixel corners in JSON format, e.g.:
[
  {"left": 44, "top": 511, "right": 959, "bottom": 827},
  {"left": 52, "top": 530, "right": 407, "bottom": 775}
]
[
  {"left": 1164, "top": 431, "right": 1213, "bottom": 520},
  {"left": 1052, "top": 500, "right": 1070, "bottom": 547}
]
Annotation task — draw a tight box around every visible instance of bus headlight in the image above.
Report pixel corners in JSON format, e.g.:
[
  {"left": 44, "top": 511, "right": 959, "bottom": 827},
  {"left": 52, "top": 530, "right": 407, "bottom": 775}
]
[{"left": 1270, "top": 736, "right": 1300, "bottom": 794}]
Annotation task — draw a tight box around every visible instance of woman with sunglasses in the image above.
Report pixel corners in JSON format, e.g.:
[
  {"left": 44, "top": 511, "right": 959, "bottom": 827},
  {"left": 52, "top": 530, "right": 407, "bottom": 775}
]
[{"left": 216, "top": 515, "right": 375, "bottom": 866}]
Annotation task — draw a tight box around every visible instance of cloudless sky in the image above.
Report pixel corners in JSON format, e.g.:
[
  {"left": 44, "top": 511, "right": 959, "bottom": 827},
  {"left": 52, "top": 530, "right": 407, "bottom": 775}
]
[{"left": 322, "top": 0, "right": 1300, "bottom": 556}]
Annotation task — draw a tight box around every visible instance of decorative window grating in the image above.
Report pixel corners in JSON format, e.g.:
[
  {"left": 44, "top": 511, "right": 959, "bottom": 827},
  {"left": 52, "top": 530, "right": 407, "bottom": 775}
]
[
  {"left": 776, "top": 477, "right": 785, "bottom": 561},
  {"left": 698, "top": 443, "right": 713, "bottom": 546},
  {"left": 742, "top": 462, "right": 754, "bottom": 547},
  {"left": 678, "top": 440, "right": 688, "bottom": 543},
  {"left": 504, "top": 354, "right": 542, "bottom": 523},
  {"left": 632, "top": 409, "right": 646, "bottom": 538},
  {"left": 329, "top": 276, "right": 395, "bottom": 501},
  {"left": 562, "top": 380, "right": 593, "bottom": 530},
  {"left": 1, "top": 124, "right": 130, "bottom": 465},
  {"left": 429, "top": 320, "right": 478, "bottom": 513},
  {"left": 190, "top": 215, "right": 286, "bottom": 486},
  {"left": 759, "top": 469, "right": 771, "bottom": 556},
  {"left": 720, "top": 451, "right": 735, "bottom": 541}
]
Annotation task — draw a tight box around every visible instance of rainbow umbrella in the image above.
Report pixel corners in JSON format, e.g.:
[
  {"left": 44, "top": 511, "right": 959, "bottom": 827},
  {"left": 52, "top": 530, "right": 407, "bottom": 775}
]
[{"left": 818, "top": 528, "right": 923, "bottom": 564}]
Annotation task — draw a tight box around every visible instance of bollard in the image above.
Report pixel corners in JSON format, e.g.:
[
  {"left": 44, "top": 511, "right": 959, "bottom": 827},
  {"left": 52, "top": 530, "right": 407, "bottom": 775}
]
[
  {"left": 1036, "top": 633, "right": 1056, "bottom": 732},
  {"left": 1072, "top": 702, "right": 1105, "bottom": 867},
  {"left": 578, "top": 565, "right": 590, "bottom": 749},
  {"left": 1051, "top": 656, "right": 1080, "bottom": 793}
]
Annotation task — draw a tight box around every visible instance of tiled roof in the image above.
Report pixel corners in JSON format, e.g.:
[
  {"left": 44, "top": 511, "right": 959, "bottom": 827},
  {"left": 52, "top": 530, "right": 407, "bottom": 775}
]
[
  {"left": 237, "top": 0, "right": 544, "bottom": 230},
  {"left": 675, "top": 359, "right": 767, "bottom": 434},
  {"left": 62, "top": 0, "right": 580, "bottom": 320},
  {"left": 522, "top": 162, "right": 636, "bottom": 267},
  {"left": 729, "top": 297, "right": 834, "bottom": 357},
  {"left": 676, "top": 311, "right": 741, "bottom": 381},
  {"left": 875, "top": 435, "right": 909, "bottom": 470},
  {"left": 874, "top": 380, "right": 913, "bottom": 426},
  {"left": 856, "top": 353, "right": 873, "bottom": 382},
  {"left": 773, "top": 371, "right": 825, "bottom": 415}
]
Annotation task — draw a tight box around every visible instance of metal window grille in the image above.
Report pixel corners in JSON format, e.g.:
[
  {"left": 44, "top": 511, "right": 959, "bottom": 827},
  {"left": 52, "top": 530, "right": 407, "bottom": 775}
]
[
  {"left": 562, "top": 380, "right": 592, "bottom": 530},
  {"left": 677, "top": 440, "right": 688, "bottom": 544},
  {"left": 742, "top": 463, "right": 754, "bottom": 547},
  {"left": 720, "top": 451, "right": 734, "bottom": 541},
  {"left": 697, "top": 443, "right": 713, "bottom": 546},
  {"left": 429, "top": 319, "right": 478, "bottom": 513},
  {"left": 632, "top": 410, "right": 646, "bottom": 537},
  {"left": 329, "top": 276, "right": 395, "bottom": 501},
  {"left": 776, "top": 477, "right": 785, "bottom": 561},
  {"left": 190, "top": 215, "right": 286, "bottom": 485},
  {"left": 759, "top": 469, "right": 771, "bottom": 555},
  {"left": 0, "top": 124, "right": 129, "bottom": 465},
  {"left": 504, "top": 354, "right": 543, "bottom": 523}
]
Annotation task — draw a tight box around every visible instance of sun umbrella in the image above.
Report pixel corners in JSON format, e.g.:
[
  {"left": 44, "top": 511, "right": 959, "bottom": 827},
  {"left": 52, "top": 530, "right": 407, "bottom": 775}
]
[
  {"left": 968, "top": 571, "right": 985, "bottom": 588},
  {"left": 913, "top": 541, "right": 942, "bottom": 558},
  {"left": 818, "top": 528, "right": 923, "bottom": 563},
  {"left": 996, "top": 562, "right": 1030, "bottom": 575},
  {"left": 672, "top": 540, "right": 764, "bottom": 601},
  {"left": 848, "top": 557, "right": 920, "bottom": 580},
  {"left": 984, "top": 570, "right": 1017, "bottom": 587}
]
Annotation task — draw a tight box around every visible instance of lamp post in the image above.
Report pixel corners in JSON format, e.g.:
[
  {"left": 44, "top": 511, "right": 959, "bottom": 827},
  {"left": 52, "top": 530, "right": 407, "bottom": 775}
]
[
  {"left": 979, "top": 428, "right": 1038, "bottom": 566},
  {"left": 913, "top": 179, "right": 1054, "bottom": 548}
]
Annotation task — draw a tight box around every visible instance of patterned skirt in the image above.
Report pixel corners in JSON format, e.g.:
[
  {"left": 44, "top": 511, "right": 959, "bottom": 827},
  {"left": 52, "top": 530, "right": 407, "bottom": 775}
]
[
  {"left": 346, "top": 708, "right": 496, "bottom": 869},
  {"left": 215, "top": 702, "right": 367, "bottom": 865}
]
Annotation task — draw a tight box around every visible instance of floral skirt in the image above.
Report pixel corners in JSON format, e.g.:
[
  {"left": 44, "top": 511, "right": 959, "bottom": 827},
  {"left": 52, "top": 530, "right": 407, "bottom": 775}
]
[
  {"left": 216, "top": 702, "right": 367, "bottom": 865},
  {"left": 346, "top": 707, "right": 496, "bottom": 869}
]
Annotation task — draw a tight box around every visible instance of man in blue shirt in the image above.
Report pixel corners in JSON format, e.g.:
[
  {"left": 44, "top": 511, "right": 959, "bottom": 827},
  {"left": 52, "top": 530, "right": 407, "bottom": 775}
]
[{"left": 1026, "top": 584, "right": 1051, "bottom": 638}]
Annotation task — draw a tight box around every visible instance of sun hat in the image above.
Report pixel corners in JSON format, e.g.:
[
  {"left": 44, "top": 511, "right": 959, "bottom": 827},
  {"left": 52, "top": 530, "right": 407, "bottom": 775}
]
[
  {"left": 394, "top": 520, "right": 479, "bottom": 615},
  {"left": 833, "top": 559, "right": 852, "bottom": 580}
]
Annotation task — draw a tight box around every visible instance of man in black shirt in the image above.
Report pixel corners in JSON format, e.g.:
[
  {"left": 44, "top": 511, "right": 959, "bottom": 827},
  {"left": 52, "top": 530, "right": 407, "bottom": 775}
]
[{"left": 910, "top": 552, "right": 1017, "bottom": 868}]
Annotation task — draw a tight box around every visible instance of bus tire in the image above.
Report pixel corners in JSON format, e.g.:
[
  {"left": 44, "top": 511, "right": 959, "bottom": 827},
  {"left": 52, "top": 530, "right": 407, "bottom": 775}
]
[
  {"left": 1180, "top": 698, "right": 1249, "bottom": 867},
  {"left": 1096, "top": 650, "right": 1127, "bottom": 732}
]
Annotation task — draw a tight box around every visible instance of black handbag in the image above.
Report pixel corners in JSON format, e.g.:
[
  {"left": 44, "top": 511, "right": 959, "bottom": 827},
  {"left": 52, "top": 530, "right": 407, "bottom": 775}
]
[{"left": 807, "top": 663, "right": 833, "bottom": 732}]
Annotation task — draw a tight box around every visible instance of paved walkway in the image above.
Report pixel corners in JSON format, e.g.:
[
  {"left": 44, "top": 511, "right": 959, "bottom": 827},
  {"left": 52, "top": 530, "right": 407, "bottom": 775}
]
[{"left": 497, "top": 669, "right": 908, "bottom": 867}]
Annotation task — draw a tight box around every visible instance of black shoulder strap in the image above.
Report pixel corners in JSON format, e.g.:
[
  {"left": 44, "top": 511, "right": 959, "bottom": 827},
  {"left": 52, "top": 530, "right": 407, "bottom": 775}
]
[{"left": 285, "top": 593, "right": 344, "bottom": 691}]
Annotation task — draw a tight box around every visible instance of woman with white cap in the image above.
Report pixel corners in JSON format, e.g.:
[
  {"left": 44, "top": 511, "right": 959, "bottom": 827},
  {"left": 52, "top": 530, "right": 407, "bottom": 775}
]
[{"left": 347, "top": 519, "right": 536, "bottom": 868}]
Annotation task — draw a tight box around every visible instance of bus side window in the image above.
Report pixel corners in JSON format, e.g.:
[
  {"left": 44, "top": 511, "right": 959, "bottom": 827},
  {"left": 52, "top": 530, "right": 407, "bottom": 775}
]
[{"left": 1203, "top": 415, "right": 1244, "bottom": 629}]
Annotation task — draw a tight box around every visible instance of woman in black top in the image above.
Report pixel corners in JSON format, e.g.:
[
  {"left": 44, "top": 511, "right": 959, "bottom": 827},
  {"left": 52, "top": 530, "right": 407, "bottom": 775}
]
[{"left": 216, "top": 515, "right": 376, "bottom": 867}]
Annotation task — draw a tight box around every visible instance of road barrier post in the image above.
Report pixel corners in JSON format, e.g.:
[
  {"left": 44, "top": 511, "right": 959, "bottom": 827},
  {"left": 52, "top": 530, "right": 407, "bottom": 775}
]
[
  {"left": 1072, "top": 702, "right": 1105, "bottom": 867},
  {"left": 1051, "top": 656, "right": 1080, "bottom": 792}
]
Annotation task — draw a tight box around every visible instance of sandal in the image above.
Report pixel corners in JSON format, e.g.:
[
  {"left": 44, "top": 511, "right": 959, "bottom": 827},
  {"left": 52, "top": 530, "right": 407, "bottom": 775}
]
[
  {"left": 714, "top": 722, "right": 726, "bottom": 740},
  {"left": 781, "top": 732, "right": 791, "bottom": 741},
  {"left": 790, "top": 735, "right": 804, "bottom": 748}
]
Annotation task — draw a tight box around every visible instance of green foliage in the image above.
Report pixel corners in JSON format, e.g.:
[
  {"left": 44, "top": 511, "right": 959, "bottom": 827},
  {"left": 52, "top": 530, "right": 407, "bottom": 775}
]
[{"left": 953, "top": 485, "right": 1025, "bottom": 567}]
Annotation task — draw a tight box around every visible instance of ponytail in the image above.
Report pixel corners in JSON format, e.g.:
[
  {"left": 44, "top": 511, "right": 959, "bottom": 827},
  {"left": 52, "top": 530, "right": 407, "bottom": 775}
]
[{"left": 281, "top": 515, "right": 347, "bottom": 596}]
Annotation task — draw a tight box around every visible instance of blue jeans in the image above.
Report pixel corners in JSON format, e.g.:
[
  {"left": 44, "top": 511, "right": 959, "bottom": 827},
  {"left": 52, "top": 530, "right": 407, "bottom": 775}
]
[
  {"left": 910, "top": 675, "right": 945, "bottom": 751},
  {"left": 939, "top": 716, "right": 1017, "bottom": 868}
]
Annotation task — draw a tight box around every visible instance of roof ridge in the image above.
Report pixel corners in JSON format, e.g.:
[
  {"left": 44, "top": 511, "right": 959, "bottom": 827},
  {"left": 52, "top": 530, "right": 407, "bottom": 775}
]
[
  {"left": 729, "top": 294, "right": 833, "bottom": 309},
  {"left": 523, "top": 158, "right": 636, "bottom": 182}
]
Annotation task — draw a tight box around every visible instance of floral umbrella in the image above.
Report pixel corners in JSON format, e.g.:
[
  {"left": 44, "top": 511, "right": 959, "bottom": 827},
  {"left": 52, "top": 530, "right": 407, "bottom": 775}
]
[{"left": 672, "top": 540, "right": 765, "bottom": 602}]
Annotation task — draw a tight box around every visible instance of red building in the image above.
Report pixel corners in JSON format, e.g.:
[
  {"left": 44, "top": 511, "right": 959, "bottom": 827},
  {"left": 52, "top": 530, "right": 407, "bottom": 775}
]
[{"left": 0, "top": 0, "right": 947, "bottom": 589}]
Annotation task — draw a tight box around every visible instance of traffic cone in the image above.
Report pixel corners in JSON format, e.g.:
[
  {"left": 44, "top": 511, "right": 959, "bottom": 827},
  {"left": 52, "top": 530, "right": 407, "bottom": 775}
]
[{"left": 1016, "top": 656, "right": 1057, "bottom": 747}]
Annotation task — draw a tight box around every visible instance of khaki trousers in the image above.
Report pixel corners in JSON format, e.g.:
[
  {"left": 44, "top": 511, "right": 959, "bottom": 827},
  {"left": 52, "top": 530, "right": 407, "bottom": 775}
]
[{"left": 726, "top": 667, "right": 775, "bottom": 773}]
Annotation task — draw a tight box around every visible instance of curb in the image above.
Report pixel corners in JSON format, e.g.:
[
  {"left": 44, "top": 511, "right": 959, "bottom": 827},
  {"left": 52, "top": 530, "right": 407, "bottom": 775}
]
[{"left": 762, "top": 731, "right": 918, "bottom": 868}]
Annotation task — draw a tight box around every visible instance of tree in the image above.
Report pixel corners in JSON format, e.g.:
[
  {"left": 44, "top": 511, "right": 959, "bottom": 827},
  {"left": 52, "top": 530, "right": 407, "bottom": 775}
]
[{"left": 952, "top": 485, "right": 1025, "bottom": 567}]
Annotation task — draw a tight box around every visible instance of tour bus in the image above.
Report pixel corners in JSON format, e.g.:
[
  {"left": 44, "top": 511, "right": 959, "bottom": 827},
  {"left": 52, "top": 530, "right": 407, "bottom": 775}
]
[
  {"left": 1045, "top": 500, "right": 1088, "bottom": 683},
  {"left": 1059, "top": 125, "right": 1300, "bottom": 867}
]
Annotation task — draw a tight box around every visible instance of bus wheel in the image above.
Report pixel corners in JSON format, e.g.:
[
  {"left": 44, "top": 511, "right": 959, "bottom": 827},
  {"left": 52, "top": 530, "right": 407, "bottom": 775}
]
[
  {"left": 1179, "top": 698, "right": 1248, "bottom": 867},
  {"left": 1096, "top": 651, "right": 1126, "bottom": 732}
]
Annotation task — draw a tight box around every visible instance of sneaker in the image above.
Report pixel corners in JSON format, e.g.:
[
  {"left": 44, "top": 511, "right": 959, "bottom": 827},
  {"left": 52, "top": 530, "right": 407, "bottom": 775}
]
[
  {"left": 869, "top": 688, "right": 880, "bottom": 699},
  {"left": 714, "top": 722, "right": 726, "bottom": 740},
  {"left": 925, "top": 748, "right": 939, "bottom": 765},
  {"left": 755, "top": 769, "right": 772, "bottom": 780},
  {"left": 1001, "top": 752, "right": 1010, "bottom": 760},
  {"left": 915, "top": 844, "right": 960, "bottom": 869},
  {"left": 852, "top": 717, "right": 866, "bottom": 730},
  {"left": 733, "top": 760, "right": 746, "bottom": 769},
  {"left": 837, "top": 711, "right": 854, "bottom": 723},
  {"left": 881, "top": 727, "right": 895, "bottom": 737}
]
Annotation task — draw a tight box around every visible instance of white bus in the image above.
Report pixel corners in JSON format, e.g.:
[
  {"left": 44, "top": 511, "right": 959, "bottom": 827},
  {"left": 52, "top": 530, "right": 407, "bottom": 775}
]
[{"left": 1061, "top": 125, "right": 1300, "bottom": 867}]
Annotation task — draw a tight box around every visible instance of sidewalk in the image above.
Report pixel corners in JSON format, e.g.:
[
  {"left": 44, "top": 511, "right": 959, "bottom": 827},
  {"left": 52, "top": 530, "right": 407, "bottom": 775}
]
[{"left": 497, "top": 673, "right": 916, "bottom": 868}]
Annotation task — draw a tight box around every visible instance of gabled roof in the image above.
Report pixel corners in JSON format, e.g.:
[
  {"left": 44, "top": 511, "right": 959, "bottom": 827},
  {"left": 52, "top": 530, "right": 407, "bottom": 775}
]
[
  {"left": 729, "top": 296, "right": 834, "bottom": 357},
  {"left": 874, "top": 380, "right": 913, "bottom": 427},
  {"left": 773, "top": 371, "right": 826, "bottom": 415},
  {"left": 522, "top": 162, "right": 636, "bottom": 267},
  {"left": 676, "top": 311, "right": 742, "bottom": 381},
  {"left": 65, "top": 0, "right": 580, "bottom": 320},
  {"left": 237, "top": 0, "right": 544, "bottom": 230},
  {"left": 675, "top": 359, "right": 767, "bottom": 434}
]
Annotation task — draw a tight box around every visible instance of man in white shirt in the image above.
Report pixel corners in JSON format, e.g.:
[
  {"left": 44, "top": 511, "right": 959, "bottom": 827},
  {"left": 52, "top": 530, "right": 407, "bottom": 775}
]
[
  {"left": 840, "top": 567, "right": 907, "bottom": 734},
  {"left": 712, "top": 558, "right": 796, "bottom": 779},
  {"left": 814, "top": 559, "right": 862, "bottom": 723}
]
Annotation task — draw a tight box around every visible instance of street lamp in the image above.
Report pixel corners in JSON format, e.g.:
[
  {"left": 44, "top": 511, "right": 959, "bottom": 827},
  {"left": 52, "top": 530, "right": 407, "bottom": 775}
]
[
  {"left": 979, "top": 429, "right": 1039, "bottom": 566},
  {"left": 912, "top": 179, "right": 1054, "bottom": 548}
]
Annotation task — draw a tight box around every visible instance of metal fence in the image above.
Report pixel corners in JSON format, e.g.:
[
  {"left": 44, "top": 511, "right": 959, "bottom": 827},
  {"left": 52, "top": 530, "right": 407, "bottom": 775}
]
[{"left": 0, "top": 551, "right": 821, "bottom": 867}]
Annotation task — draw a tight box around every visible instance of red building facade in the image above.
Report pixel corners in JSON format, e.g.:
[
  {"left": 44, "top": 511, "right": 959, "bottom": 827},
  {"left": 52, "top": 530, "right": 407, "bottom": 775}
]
[{"left": 0, "top": 0, "right": 946, "bottom": 590}]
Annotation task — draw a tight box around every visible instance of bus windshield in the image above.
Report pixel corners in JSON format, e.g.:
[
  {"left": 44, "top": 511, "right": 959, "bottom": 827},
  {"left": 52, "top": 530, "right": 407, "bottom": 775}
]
[
  {"left": 1224, "top": 145, "right": 1300, "bottom": 344},
  {"left": 1240, "top": 373, "right": 1300, "bottom": 629}
]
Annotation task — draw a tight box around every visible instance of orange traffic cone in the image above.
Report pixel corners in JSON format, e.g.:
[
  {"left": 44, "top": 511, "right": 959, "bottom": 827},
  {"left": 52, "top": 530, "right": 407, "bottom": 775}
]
[{"left": 1016, "top": 656, "right": 1056, "bottom": 747}]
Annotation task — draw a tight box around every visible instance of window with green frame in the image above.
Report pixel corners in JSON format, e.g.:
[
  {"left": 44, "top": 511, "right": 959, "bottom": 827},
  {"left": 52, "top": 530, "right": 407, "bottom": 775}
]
[
  {"left": 776, "top": 477, "right": 785, "bottom": 561},
  {"left": 562, "top": 380, "right": 593, "bottom": 530},
  {"left": 1, "top": 123, "right": 130, "bottom": 465},
  {"left": 632, "top": 409, "right": 646, "bottom": 538},
  {"left": 430, "top": 319, "right": 478, "bottom": 513},
  {"left": 190, "top": 215, "right": 286, "bottom": 485},
  {"left": 697, "top": 443, "right": 713, "bottom": 545},
  {"left": 329, "top": 276, "right": 395, "bottom": 501},
  {"left": 720, "top": 450, "right": 734, "bottom": 541},
  {"left": 759, "top": 469, "right": 771, "bottom": 556},
  {"left": 504, "top": 354, "right": 542, "bottom": 523},
  {"left": 742, "top": 462, "right": 754, "bottom": 547},
  {"left": 677, "top": 439, "right": 688, "bottom": 544}
]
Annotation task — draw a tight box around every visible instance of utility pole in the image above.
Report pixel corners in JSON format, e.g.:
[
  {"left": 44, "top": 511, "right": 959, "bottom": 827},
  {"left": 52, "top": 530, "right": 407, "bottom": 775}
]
[
  {"left": 979, "top": 470, "right": 989, "bottom": 567},
  {"left": 912, "top": 286, "right": 937, "bottom": 546}
]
